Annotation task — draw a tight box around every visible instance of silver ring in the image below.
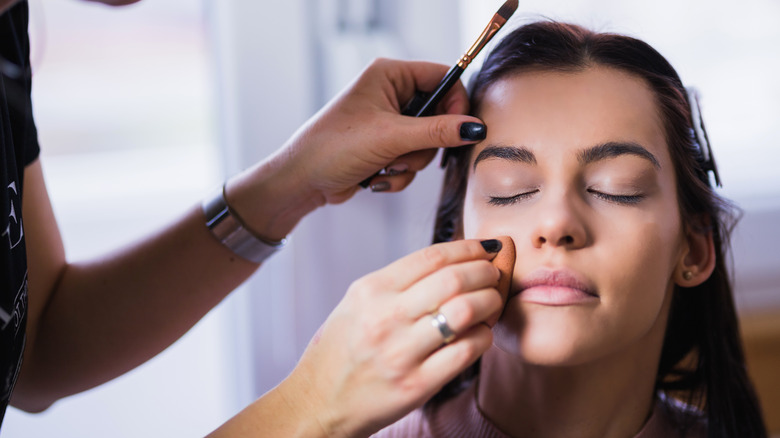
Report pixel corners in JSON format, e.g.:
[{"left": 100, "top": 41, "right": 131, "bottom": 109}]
[{"left": 430, "top": 312, "right": 456, "bottom": 344}]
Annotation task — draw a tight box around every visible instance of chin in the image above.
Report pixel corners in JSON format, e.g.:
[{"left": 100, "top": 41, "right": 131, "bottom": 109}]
[{"left": 492, "top": 304, "right": 606, "bottom": 367}]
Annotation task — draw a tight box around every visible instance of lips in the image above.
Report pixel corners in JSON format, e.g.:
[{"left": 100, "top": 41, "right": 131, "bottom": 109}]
[{"left": 513, "top": 269, "right": 599, "bottom": 306}]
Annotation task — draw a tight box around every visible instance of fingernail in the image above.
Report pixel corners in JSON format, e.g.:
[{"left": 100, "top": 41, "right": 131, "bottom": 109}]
[
  {"left": 460, "top": 122, "right": 487, "bottom": 141},
  {"left": 370, "top": 181, "right": 391, "bottom": 192},
  {"left": 386, "top": 163, "right": 409, "bottom": 176},
  {"left": 480, "top": 239, "right": 502, "bottom": 253}
]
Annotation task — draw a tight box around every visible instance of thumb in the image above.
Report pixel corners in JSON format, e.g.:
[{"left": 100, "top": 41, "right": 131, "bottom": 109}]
[{"left": 397, "top": 115, "right": 487, "bottom": 154}]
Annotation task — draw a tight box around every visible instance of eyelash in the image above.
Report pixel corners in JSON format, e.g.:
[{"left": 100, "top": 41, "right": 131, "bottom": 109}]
[
  {"left": 487, "top": 189, "right": 645, "bottom": 206},
  {"left": 588, "top": 190, "right": 645, "bottom": 205},
  {"left": 488, "top": 190, "right": 539, "bottom": 206}
]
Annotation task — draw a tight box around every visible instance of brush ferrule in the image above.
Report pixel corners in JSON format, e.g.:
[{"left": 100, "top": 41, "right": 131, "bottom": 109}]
[{"left": 457, "top": 15, "right": 506, "bottom": 69}]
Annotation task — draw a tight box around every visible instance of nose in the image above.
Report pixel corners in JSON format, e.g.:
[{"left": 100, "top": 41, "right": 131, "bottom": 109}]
[{"left": 530, "top": 193, "right": 588, "bottom": 250}]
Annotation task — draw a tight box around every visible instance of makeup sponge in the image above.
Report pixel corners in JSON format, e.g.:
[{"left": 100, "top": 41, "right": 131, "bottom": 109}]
[{"left": 488, "top": 235, "right": 515, "bottom": 325}]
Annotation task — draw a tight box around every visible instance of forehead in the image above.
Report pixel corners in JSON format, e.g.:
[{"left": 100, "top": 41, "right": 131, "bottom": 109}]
[{"left": 475, "top": 67, "right": 669, "bottom": 165}]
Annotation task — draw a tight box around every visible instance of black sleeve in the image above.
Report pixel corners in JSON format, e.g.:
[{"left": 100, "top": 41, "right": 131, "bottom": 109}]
[
  {"left": 0, "top": 0, "right": 40, "bottom": 169},
  {"left": 0, "top": 0, "right": 38, "bottom": 426}
]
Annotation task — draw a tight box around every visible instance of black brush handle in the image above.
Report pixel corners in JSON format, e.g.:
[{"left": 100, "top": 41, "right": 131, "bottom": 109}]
[
  {"left": 358, "top": 64, "right": 465, "bottom": 188},
  {"left": 408, "top": 64, "right": 464, "bottom": 117}
]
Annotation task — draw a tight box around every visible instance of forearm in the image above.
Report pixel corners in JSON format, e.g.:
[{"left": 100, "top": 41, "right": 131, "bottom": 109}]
[
  {"left": 207, "top": 377, "right": 340, "bottom": 438},
  {"left": 15, "top": 204, "right": 253, "bottom": 408},
  {"left": 15, "top": 158, "right": 322, "bottom": 411},
  {"left": 12, "top": 56, "right": 487, "bottom": 422}
]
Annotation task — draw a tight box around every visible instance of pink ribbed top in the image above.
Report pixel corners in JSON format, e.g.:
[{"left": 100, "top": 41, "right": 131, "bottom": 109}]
[{"left": 372, "top": 382, "right": 706, "bottom": 438}]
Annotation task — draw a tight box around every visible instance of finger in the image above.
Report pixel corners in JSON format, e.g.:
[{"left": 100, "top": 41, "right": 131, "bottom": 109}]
[
  {"left": 437, "top": 288, "right": 503, "bottom": 333},
  {"left": 413, "top": 324, "right": 493, "bottom": 399},
  {"left": 394, "top": 115, "right": 487, "bottom": 155},
  {"left": 368, "top": 172, "right": 416, "bottom": 193},
  {"left": 368, "top": 150, "right": 436, "bottom": 192},
  {"left": 402, "top": 260, "right": 499, "bottom": 317},
  {"left": 405, "top": 288, "right": 502, "bottom": 357},
  {"left": 384, "top": 61, "right": 484, "bottom": 152},
  {"left": 486, "top": 235, "right": 516, "bottom": 326},
  {"left": 386, "top": 149, "right": 438, "bottom": 173},
  {"left": 373, "top": 239, "right": 500, "bottom": 292},
  {"left": 393, "top": 60, "right": 466, "bottom": 106},
  {"left": 438, "top": 79, "right": 470, "bottom": 116},
  {"left": 355, "top": 59, "right": 485, "bottom": 165}
]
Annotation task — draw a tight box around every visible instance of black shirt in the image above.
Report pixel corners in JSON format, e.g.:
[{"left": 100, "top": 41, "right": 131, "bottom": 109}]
[{"left": 1, "top": 0, "right": 39, "bottom": 426}]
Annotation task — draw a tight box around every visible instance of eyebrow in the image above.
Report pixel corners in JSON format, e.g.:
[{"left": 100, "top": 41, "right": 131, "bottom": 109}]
[
  {"left": 578, "top": 141, "right": 660, "bottom": 169},
  {"left": 473, "top": 141, "right": 660, "bottom": 170},
  {"left": 473, "top": 145, "right": 536, "bottom": 170}
]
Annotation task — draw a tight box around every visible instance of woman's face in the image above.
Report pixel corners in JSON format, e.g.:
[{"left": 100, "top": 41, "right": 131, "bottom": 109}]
[{"left": 463, "top": 67, "right": 686, "bottom": 366}]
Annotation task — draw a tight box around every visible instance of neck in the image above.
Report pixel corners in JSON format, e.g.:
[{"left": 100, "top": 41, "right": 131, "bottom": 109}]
[{"left": 476, "top": 304, "right": 670, "bottom": 438}]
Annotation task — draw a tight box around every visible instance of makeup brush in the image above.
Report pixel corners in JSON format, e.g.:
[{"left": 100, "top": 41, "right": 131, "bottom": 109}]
[{"left": 360, "top": 0, "right": 519, "bottom": 188}]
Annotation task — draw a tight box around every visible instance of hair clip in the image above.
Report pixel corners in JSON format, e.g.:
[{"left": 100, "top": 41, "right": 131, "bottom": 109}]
[{"left": 686, "top": 87, "right": 722, "bottom": 188}]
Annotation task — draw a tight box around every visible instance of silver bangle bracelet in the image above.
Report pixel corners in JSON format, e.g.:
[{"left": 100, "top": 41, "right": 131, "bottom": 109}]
[{"left": 202, "top": 184, "right": 287, "bottom": 264}]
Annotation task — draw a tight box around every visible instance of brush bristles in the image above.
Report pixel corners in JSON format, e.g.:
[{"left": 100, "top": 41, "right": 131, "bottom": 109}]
[{"left": 496, "top": 0, "right": 518, "bottom": 20}]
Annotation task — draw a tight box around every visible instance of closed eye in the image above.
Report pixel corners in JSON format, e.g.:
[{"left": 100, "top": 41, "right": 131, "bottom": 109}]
[
  {"left": 588, "top": 189, "right": 645, "bottom": 205},
  {"left": 488, "top": 189, "right": 539, "bottom": 206}
]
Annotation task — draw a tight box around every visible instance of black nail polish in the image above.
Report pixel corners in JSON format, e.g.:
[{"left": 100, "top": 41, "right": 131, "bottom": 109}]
[
  {"left": 480, "top": 239, "right": 502, "bottom": 253},
  {"left": 460, "top": 122, "right": 487, "bottom": 141},
  {"left": 370, "top": 181, "right": 391, "bottom": 192}
]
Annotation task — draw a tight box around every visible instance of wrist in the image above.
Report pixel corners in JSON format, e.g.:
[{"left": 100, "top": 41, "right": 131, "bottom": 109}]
[
  {"left": 225, "top": 157, "right": 326, "bottom": 241},
  {"left": 275, "top": 371, "right": 348, "bottom": 438},
  {"left": 202, "top": 184, "right": 287, "bottom": 264}
]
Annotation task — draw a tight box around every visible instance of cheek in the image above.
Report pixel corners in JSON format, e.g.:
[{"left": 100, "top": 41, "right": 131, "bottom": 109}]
[
  {"left": 463, "top": 185, "right": 487, "bottom": 238},
  {"left": 596, "top": 204, "right": 683, "bottom": 301},
  {"left": 462, "top": 190, "right": 527, "bottom": 240},
  {"left": 560, "top": 208, "right": 682, "bottom": 361}
]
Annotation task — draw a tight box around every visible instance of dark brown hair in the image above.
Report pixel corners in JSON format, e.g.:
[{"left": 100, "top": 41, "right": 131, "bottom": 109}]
[{"left": 430, "top": 21, "right": 766, "bottom": 438}]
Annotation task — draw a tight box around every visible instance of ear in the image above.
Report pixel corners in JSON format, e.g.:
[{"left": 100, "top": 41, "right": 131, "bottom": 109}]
[{"left": 674, "top": 221, "right": 716, "bottom": 287}]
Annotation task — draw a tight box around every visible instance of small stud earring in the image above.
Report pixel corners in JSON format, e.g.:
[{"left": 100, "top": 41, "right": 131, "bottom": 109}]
[{"left": 683, "top": 271, "right": 694, "bottom": 281}]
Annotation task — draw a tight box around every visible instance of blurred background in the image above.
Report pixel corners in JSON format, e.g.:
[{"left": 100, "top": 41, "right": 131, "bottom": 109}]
[{"left": 3, "top": 0, "right": 779, "bottom": 436}]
